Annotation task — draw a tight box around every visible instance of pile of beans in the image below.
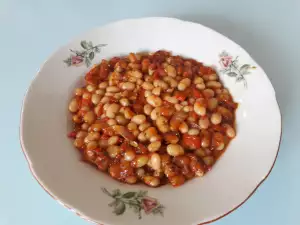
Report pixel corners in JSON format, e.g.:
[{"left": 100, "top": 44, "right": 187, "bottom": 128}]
[{"left": 68, "top": 50, "right": 237, "bottom": 187}]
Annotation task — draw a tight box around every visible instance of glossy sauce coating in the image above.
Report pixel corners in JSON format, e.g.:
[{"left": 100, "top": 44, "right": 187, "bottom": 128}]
[{"left": 68, "top": 50, "right": 237, "bottom": 187}]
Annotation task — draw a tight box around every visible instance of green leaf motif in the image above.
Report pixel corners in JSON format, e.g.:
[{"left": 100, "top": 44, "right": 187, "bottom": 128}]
[
  {"left": 227, "top": 72, "right": 237, "bottom": 77},
  {"left": 80, "top": 40, "right": 88, "bottom": 49},
  {"left": 94, "top": 47, "right": 101, "bottom": 53},
  {"left": 112, "top": 189, "right": 121, "bottom": 197},
  {"left": 108, "top": 200, "right": 118, "bottom": 207},
  {"left": 113, "top": 201, "right": 126, "bottom": 215},
  {"left": 122, "top": 192, "right": 136, "bottom": 199},
  {"left": 63, "top": 57, "right": 72, "bottom": 66},
  {"left": 96, "top": 44, "right": 107, "bottom": 48},
  {"left": 101, "top": 187, "right": 113, "bottom": 197},
  {"left": 89, "top": 51, "right": 95, "bottom": 60},
  {"left": 85, "top": 57, "right": 91, "bottom": 67},
  {"left": 240, "top": 64, "right": 251, "bottom": 75},
  {"left": 75, "top": 50, "right": 84, "bottom": 56},
  {"left": 136, "top": 190, "right": 148, "bottom": 198},
  {"left": 88, "top": 41, "right": 93, "bottom": 48},
  {"left": 218, "top": 51, "right": 255, "bottom": 88},
  {"left": 64, "top": 41, "right": 106, "bottom": 67},
  {"left": 236, "top": 76, "right": 244, "bottom": 82},
  {"left": 102, "top": 187, "right": 164, "bottom": 219}
]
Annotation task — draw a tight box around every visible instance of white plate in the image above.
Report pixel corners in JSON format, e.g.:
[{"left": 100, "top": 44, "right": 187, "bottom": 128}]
[{"left": 20, "top": 17, "right": 281, "bottom": 225}]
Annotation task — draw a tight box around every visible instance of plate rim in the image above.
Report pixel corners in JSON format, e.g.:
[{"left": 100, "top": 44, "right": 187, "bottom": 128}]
[{"left": 19, "top": 16, "right": 282, "bottom": 225}]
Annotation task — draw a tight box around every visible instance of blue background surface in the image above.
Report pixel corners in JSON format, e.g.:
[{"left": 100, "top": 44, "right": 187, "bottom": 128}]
[{"left": 1, "top": 0, "right": 299, "bottom": 224}]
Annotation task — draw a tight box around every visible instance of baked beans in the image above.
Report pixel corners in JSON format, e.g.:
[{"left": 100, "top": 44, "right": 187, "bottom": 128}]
[{"left": 68, "top": 51, "right": 237, "bottom": 187}]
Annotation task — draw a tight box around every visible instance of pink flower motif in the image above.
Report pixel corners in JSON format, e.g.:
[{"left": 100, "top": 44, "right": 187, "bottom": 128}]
[
  {"left": 219, "top": 55, "right": 233, "bottom": 69},
  {"left": 141, "top": 197, "right": 158, "bottom": 214},
  {"left": 71, "top": 55, "right": 83, "bottom": 65}
]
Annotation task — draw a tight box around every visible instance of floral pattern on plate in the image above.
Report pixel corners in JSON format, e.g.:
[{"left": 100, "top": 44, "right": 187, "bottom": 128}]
[
  {"left": 219, "top": 51, "right": 256, "bottom": 87},
  {"left": 102, "top": 188, "right": 165, "bottom": 219},
  {"left": 63, "top": 40, "right": 106, "bottom": 67}
]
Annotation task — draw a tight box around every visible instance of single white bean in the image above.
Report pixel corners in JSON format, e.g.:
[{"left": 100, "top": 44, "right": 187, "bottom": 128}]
[
  {"left": 148, "top": 141, "right": 161, "bottom": 152},
  {"left": 106, "top": 103, "right": 120, "bottom": 118},
  {"left": 75, "top": 88, "right": 84, "bottom": 96},
  {"left": 144, "top": 127, "right": 158, "bottom": 139},
  {"left": 152, "top": 87, "right": 161, "bottom": 96},
  {"left": 127, "top": 122, "right": 138, "bottom": 131},
  {"left": 100, "top": 96, "right": 110, "bottom": 104},
  {"left": 105, "top": 92, "right": 114, "bottom": 97},
  {"left": 177, "top": 82, "right": 187, "bottom": 91},
  {"left": 208, "top": 73, "right": 218, "bottom": 81},
  {"left": 131, "top": 114, "right": 146, "bottom": 125},
  {"left": 98, "top": 82, "right": 108, "bottom": 89},
  {"left": 147, "top": 95, "right": 162, "bottom": 107},
  {"left": 156, "top": 116, "right": 169, "bottom": 133},
  {"left": 139, "top": 123, "right": 151, "bottom": 132},
  {"left": 83, "top": 111, "right": 96, "bottom": 124},
  {"left": 138, "top": 132, "right": 147, "bottom": 142},
  {"left": 150, "top": 153, "right": 161, "bottom": 170},
  {"left": 91, "top": 94, "right": 101, "bottom": 105},
  {"left": 142, "top": 82, "right": 154, "bottom": 90},
  {"left": 86, "top": 84, "right": 96, "bottom": 92},
  {"left": 196, "top": 83, "right": 206, "bottom": 90},
  {"left": 179, "top": 122, "right": 188, "bottom": 134},
  {"left": 167, "top": 144, "right": 184, "bottom": 156},
  {"left": 144, "top": 90, "right": 152, "bottom": 98},
  {"left": 199, "top": 116, "right": 210, "bottom": 129},
  {"left": 143, "top": 104, "right": 153, "bottom": 115},
  {"left": 123, "top": 107, "right": 135, "bottom": 119},
  {"left": 82, "top": 92, "right": 91, "bottom": 100},
  {"left": 226, "top": 125, "right": 236, "bottom": 138},
  {"left": 116, "top": 115, "right": 128, "bottom": 125},
  {"left": 194, "top": 76, "right": 204, "bottom": 84},
  {"left": 164, "top": 96, "right": 178, "bottom": 104},
  {"left": 206, "top": 81, "right": 222, "bottom": 88},
  {"left": 107, "top": 119, "right": 117, "bottom": 126},
  {"left": 86, "top": 141, "right": 98, "bottom": 151},
  {"left": 211, "top": 112, "right": 222, "bottom": 125},
  {"left": 181, "top": 78, "right": 191, "bottom": 86},
  {"left": 106, "top": 86, "right": 120, "bottom": 93},
  {"left": 95, "top": 89, "right": 105, "bottom": 96},
  {"left": 203, "top": 89, "right": 215, "bottom": 99},
  {"left": 108, "top": 136, "right": 119, "bottom": 145},
  {"left": 165, "top": 64, "right": 177, "bottom": 77},
  {"left": 119, "top": 98, "right": 130, "bottom": 107},
  {"left": 107, "top": 145, "right": 121, "bottom": 158},
  {"left": 208, "top": 98, "right": 218, "bottom": 111},
  {"left": 131, "top": 70, "right": 143, "bottom": 78},
  {"left": 194, "top": 102, "right": 206, "bottom": 116},
  {"left": 121, "top": 82, "right": 135, "bottom": 91},
  {"left": 69, "top": 98, "right": 79, "bottom": 112},
  {"left": 188, "top": 128, "right": 200, "bottom": 136},
  {"left": 124, "top": 149, "right": 136, "bottom": 161}
]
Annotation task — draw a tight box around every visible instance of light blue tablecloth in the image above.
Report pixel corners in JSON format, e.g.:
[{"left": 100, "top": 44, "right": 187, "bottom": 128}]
[{"left": 1, "top": 0, "right": 299, "bottom": 224}]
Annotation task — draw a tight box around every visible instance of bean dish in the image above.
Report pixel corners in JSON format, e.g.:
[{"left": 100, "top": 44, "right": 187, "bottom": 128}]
[{"left": 67, "top": 50, "right": 237, "bottom": 187}]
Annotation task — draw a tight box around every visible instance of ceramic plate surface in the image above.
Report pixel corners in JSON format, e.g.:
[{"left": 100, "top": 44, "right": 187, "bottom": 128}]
[{"left": 20, "top": 17, "right": 281, "bottom": 225}]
